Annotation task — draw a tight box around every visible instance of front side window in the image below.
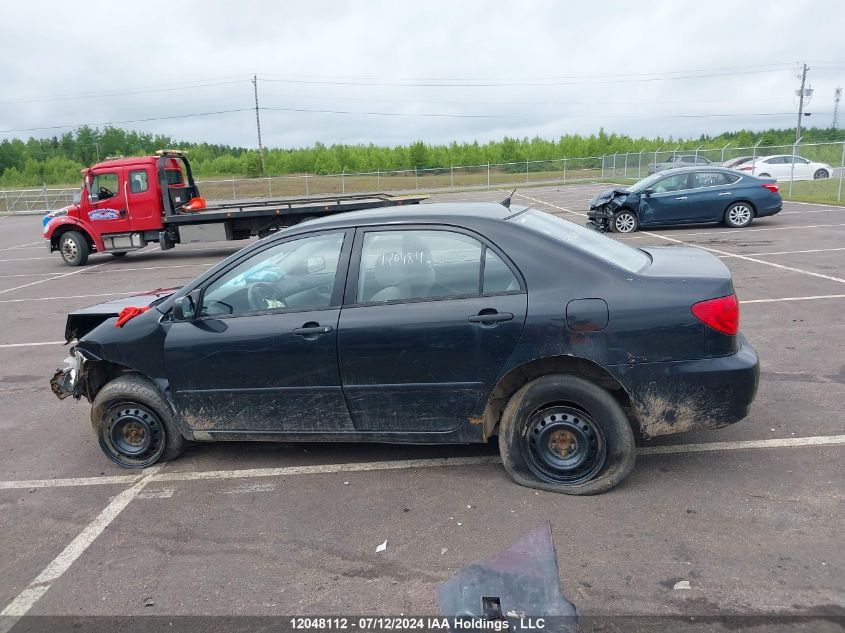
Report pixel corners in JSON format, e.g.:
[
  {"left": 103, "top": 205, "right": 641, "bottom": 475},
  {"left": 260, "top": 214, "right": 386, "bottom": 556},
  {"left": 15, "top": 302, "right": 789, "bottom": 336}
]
[
  {"left": 200, "top": 232, "right": 345, "bottom": 317},
  {"left": 90, "top": 173, "right": 119, "bottom": 200},
  {"left": 357, "top": 230, "right": 485, "bottom": 303},
  {"left": 653, "top": 173, "right": 689, "bottom": 193}
]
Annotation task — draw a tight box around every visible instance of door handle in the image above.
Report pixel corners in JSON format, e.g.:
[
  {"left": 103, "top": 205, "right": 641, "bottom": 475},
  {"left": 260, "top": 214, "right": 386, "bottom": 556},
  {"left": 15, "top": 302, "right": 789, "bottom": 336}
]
[
  {"left": 675, "top": 196, "right": 688, "bottom": 200},
  {"left": 468, "top": 310, "right": 514, "bottom": 325},
  {"left": 293, "top": 323, "right": 333, "bottom": 337},
  {"left": 119, "top": 209, "right": 127, "bottom": 218},
  {"left": 717, "top": 191, "right": 732, "bottom": 196}
]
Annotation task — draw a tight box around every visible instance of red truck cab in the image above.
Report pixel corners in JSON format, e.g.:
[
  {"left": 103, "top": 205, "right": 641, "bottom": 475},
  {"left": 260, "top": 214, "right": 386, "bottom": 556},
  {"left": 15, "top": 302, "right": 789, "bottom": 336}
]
[{"left": 44, "top": 151, "right": 199, "bottom": 265}]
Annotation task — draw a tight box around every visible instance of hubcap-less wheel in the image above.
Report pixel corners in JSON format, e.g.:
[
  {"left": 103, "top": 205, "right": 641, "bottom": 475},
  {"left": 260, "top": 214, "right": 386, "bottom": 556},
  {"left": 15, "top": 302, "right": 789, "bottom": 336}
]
[
  {"left": 727, "top": 203, "right": 752, "bottom": 227},
  {"left": 521, "top": 406, "right": 607, "bottom": 485},
  {"left": 99, "top": 403, "right": 165, "bottom": 467},
  {"left": 814, "top": 169, "right": 829, "bottom": 179},
  {"left": 613, "top": 212, "right": 637, "bottom": 233}
]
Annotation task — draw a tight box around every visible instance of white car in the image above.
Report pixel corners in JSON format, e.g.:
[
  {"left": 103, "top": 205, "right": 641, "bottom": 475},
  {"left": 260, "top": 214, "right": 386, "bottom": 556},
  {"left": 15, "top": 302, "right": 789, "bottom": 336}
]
[{"left": 736, "top": 155, "right": 832, "bottom": 181}]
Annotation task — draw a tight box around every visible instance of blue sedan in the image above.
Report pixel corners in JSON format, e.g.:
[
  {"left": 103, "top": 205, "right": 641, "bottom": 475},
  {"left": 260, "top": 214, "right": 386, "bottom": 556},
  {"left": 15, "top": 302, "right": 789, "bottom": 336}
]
[{"left": 587, "top": 167, "right": 782, "bottom": 233}]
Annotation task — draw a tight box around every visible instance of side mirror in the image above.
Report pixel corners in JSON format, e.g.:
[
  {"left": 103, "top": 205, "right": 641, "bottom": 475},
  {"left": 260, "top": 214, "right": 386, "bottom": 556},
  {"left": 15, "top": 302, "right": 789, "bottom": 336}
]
[
  {"left": 643, "top": 188, "right": 654, "bottom": 197},
  {"left": 173, "top": 291, "right": 200, "bottom": 320}
]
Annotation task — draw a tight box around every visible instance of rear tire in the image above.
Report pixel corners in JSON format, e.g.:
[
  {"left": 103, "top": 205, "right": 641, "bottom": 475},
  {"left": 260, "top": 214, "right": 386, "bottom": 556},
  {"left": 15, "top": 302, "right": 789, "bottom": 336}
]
[
  {"left": 92, "top": 376, "right": 184, "bottom": 469},
  {"left": 498, "top": 375, "right": 636, "bottom": 495},
  {"left": 609, "top": 210, "right": 638, "bottom": 233},
  {"left": 59, "top": 231, "right": 89, "bottom": 267},
  {"left": 814, "top": 169, "right": 830, "bottom": 179},
  {"left": 724, "top": 202, "right": 754, "bottom": 228}
]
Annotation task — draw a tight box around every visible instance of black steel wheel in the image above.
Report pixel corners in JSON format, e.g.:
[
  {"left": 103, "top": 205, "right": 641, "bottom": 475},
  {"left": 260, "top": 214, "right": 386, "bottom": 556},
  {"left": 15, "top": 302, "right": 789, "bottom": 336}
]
[
  {"left": 92, "top": 375, "right": 184, "bottom": 469},
  {"left": 521, "top": 406, "right": 607, "bottom": 485},
  {"left": 99, "top": 403, "right": 165, "bottom": 468}
]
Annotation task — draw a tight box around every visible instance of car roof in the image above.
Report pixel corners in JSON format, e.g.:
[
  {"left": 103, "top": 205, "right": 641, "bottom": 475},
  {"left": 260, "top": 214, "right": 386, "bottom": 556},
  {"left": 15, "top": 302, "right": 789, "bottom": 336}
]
[
  {"left": 651, "top": 166, "right": 738, "bottom": 175},
  {"left": 298, "top": 201, "right": 528, "bottom": 230}
]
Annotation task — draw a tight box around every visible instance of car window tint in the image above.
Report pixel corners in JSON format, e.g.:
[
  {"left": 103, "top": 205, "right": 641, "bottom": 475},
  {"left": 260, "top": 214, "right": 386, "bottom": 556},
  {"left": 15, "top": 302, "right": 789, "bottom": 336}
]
[
  {"left": 510, "top": 210, "right": 650, "bottom": 273},
  {"left": 483, "top": 248, "right": 520, "bottom": 294},
  {"left": 653, "top": 173, "right": 688, "bottom": 193},
  {"left": 693, "top": 171, "right": 730, "bottom": 188},
  {"left": 794, "top": 157, "right": 809, "bottom": 164},
  {"left": 696, "top": 156, "right": 710, "bottom": 163},
  {"left": 357, "top": 230, "right": 482, "bottom": 303},
  {"left": 681, "top": 156, "right": 696, "bottom": 163},
  {"left": 200, "top": 232, "right": 345, "bottom": 317}
]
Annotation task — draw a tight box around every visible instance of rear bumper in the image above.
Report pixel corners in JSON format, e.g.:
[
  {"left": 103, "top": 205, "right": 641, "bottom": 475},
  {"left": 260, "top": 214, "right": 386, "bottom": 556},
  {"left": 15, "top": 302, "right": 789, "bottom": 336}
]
[
  {"left": 756, "top": 203, "right": 782, "bottom": 218},
  {"left": 608, "top": 335, "right": 760, "bottom": 438}
]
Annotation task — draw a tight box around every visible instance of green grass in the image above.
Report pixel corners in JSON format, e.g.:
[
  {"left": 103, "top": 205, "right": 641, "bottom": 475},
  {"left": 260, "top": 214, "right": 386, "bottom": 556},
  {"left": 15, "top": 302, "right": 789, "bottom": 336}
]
[{"left": 778, "top": 178, "right": 845, "bottom": 205}]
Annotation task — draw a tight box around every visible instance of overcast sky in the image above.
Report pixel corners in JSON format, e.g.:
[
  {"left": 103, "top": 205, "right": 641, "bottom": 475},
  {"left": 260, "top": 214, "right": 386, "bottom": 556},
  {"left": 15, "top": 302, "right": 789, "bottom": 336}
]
[{"left": 1, "top": 0, "right": 844, "bottom": 149}]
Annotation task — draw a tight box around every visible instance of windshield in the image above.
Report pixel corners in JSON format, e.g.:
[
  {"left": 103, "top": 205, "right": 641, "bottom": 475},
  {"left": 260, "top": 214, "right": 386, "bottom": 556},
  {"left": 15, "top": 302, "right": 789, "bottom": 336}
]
[
  {"left": 510, "top": 209, "right": 651, "bottom": 273},
  {"left": 628, "top": 172, "right": 665, "bottom": 193}
]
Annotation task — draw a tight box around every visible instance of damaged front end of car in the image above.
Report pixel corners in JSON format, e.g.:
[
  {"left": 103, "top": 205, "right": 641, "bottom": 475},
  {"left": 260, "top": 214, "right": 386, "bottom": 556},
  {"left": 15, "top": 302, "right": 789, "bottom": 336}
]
[
  {"left": 50, "top": 346, "right": 89, "bottom": 400},
  {"left": 585, "top": 188, "right": 633, "bottom": 233}
]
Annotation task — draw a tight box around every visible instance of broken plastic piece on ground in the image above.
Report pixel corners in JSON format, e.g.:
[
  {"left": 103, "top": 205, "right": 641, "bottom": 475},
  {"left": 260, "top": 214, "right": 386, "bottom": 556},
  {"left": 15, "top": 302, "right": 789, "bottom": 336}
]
[
  {"left": 437, "top": 521, "right": 579, "bottom": 632},
  {"left": 673, "top": 580, "right": 691, "bottom": 590},
  {"left": 115, "top": 306, "right": 150, "bottom": 328},
  {"left": 376, "top": 540, "right": 387, "bottom": 553}
]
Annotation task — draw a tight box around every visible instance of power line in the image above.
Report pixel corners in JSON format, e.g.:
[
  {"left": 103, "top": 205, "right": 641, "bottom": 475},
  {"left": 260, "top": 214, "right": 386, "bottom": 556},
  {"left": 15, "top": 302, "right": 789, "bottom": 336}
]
[{"left": 0, "top": 108, "right": 252, "bottom": 134}]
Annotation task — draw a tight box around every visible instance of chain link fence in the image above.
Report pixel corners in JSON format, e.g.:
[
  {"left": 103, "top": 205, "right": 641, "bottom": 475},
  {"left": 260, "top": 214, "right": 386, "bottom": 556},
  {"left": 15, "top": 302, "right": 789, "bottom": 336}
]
[{"left": 3, "top": 141, "right": 844, "bottom": 215}]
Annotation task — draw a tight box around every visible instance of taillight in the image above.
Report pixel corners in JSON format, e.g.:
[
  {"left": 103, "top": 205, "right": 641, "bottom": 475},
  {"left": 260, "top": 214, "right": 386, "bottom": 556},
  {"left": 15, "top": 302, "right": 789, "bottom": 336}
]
[
  {"left": 738, "top": 166, "right": 753, "bottom": 171},
  {"left": 691, "top": 294, "right": 739, "bottom": 335},
  {"left": 761, "top": 182, "right": 779, "bottom": 193}
]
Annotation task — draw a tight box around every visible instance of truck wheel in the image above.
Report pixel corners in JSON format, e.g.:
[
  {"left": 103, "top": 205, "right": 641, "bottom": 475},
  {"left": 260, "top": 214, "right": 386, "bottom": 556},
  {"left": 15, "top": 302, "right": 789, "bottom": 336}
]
[
  {"left": 59, "top": 231, "right": 89, "bottom": 266},
  {"left": 92, "top": 375, "right": 184, "bottom": 469},
  {"left": 498, "top": 375, "right": 636, "bottom": 495}
]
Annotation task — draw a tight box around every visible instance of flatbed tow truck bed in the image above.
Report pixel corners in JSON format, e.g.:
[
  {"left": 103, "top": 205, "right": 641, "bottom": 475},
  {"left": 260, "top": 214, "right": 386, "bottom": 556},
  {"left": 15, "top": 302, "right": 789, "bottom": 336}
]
[{"left": 163, "top": 193, "right": 429, "bottom": 225}]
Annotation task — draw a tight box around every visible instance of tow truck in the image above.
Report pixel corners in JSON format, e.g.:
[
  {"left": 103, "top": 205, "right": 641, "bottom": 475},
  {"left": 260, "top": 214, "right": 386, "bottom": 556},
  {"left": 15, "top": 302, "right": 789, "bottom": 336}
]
[{"left": 42, "top": 150, "right": 426, "bottom": 266}]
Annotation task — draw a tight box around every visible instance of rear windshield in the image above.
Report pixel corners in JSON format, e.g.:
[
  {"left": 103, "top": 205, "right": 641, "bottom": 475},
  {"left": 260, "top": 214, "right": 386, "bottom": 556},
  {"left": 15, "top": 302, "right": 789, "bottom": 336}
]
[{"left": 510, "top": 209, "right": 651, "bottom": 273}]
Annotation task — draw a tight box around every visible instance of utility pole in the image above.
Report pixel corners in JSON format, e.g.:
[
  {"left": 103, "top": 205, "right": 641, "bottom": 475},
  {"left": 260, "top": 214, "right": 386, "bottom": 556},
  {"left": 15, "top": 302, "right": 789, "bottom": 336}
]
[
  {"left": 795, "top": 63, "right": 813, "bottom": 143},
  {"left": 252, "top": 74, "right": 266, "bottom": 175},
  {"left": 834, "top": 87, "right": 842, "bottom": 129}
]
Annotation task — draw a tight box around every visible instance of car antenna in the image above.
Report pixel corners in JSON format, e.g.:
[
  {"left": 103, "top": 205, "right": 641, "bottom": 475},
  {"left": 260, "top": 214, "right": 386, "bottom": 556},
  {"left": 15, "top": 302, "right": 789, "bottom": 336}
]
[{"left": 500, "top": 188, "right": 517, "bottom": 209}]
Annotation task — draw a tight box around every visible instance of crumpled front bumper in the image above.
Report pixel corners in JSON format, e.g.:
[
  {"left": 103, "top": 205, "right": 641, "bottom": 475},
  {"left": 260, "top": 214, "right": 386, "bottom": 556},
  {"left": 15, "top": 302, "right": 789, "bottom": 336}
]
[{"left": 50, "top": 348, "right": 85, "bottom": 400}]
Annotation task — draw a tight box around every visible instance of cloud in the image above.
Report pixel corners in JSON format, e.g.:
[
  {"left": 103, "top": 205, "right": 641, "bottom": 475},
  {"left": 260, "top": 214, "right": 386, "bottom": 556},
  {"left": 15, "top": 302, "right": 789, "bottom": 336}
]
[{"left": 1, "top": 0, "right": 843, "bottom": 148}]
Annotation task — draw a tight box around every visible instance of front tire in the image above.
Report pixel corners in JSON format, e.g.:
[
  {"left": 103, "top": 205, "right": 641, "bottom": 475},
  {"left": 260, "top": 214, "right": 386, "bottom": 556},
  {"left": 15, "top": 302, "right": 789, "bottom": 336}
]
[
  {"left": 498, "top": 375, "right": 636, "bottom": 495},
  {"left": 59, "top": 231, "right": 89, "bottom": 267},
  {"left": 609, "top": 210, "right": 638, "bottom": 233},
  {"left": 92, "top": 376, "right": 184, "bottom": 469},
  {"left": 724, "top": 202, "right": 754, "bottom": 228},
  {"left": 814, "top": 169, "right": 830, "bottom": 179}
]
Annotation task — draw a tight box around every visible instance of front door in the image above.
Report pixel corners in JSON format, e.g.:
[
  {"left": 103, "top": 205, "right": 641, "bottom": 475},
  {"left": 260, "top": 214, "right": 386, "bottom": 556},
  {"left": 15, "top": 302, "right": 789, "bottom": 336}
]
[
  {"left": 338, "top": 227, "right": 527, "bottom": 433},
  {"left": 86, "top": 168, "right": 131, "bottom": 234},
  {"left": 164, "top": 230, "right": 354, "bottom": 434},
  {"left": 640, "top": 172, "right": 692, "bottom": 225}
]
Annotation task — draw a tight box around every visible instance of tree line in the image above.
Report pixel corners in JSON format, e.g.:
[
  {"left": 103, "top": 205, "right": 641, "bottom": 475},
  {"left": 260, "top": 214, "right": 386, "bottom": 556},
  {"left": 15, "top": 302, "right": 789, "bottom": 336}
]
[{"left": 1, "top": 124, "right": 843, "bottom": 187}]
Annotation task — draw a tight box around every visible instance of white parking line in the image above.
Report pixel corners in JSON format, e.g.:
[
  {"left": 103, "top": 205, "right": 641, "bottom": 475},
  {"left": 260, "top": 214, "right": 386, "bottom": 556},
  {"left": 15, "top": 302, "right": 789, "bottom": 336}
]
[
  {"left": 0, "top": 272, "right": 64, "bottom": 279},
  {"left": 0, "top": 467, "right": 161, "bottom": 622},
  {"left": 663, "top": 223, "right": 845, "bottom": 237},
  {"left": 0, "top": 241, "right": 43, "bottom": 252},
  {"left": 1, "top": 434, "right": 842, "bottom": 492},
  {"left": 720, "top": 247, "right": 845, "bottom": 258},
  {"left": 741, "top": 294, "right": 845, "bottom": 304},
  {"left": 513, "top": 192, "right": 585, "bottom": 216},
  {"left": 642, "top": 231, "right": 845, "bottom": 284},
  {"left": 0, "top": 256, "right": 55, "bottom": 262},
  {"left": 0, "top": 261, "right": 110, "bottom": 296},
  {"left": 0, "top": 341, "right": 66, "bottom": 349}
]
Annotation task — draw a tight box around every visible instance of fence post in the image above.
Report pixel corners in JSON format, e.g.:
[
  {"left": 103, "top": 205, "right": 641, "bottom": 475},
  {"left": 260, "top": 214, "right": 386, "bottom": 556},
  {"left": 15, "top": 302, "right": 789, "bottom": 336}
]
[
  {"left": 612, "top": 153, "right": 617, "bottom": 179},
  {"left": 638, "top": 149, "right": 644, "bottom": 179},
  {"left": 268, "top": 177, "right": 272, "bottom": 197},
  {"left": 486, "top": 163, "right": 490, "bottom": 188},
  {"left": 342, "top": 171, "right": 346, "bottom": 194},
  {"left": 305, "top": 172, "right": 309, "bottom": 196},
  {"left": 789, "top": 138, "right": 800, "bottom": 197},
  {"left": 839, "top": 140, "right": 845, "bottom": 203},
  {"left": 415, "top": 168, "right": 419, "bottom": 190},
  {"left": 450, "top": 165, "right": 454, "bottom": 188},
  {"left": 231, "top": 178, "right": 236, "bottom": 200},
  {"left": 623, "top": 153, "right": 628, "bottom": 179},
  {"left": 601, "top": 155, "right": 605, "bottom": 179},
  {"left": 751, "top": 140, "right": 762, "bottom": 176},
  {"left": 377, "top": 169, "right": 380, "bottom": 191},
  {"left": 562, "top": 158, "right": 567, "bottom": 183},
  {"left": 721, "top": 143, "right": 731, "bottom": 163}
]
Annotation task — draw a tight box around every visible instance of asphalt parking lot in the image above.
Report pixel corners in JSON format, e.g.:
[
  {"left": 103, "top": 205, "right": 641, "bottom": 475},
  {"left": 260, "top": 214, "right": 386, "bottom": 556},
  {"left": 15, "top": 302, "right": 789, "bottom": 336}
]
[{"left": 0, "top": 184, "right": 843, "bottom": 628}]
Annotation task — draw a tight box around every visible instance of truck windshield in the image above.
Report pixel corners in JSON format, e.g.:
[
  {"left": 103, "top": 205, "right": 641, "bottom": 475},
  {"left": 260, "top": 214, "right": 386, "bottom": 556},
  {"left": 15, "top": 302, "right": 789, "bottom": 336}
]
[{"left": 510, "top": 209, "right": 651, "bottom": 273}]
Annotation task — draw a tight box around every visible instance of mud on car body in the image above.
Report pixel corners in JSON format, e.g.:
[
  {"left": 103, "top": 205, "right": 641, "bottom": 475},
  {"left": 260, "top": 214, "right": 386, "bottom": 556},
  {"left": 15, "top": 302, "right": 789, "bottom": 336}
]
[{"left": 51, "top": 202, "right": 760, "bottom": 495}]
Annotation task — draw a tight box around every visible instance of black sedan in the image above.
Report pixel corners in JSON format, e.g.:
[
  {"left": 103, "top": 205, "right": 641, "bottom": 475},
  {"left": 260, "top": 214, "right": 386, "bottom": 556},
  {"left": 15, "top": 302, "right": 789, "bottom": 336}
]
[
  {"left": 50, "top": 203, "right": 760, "bottom": 495},
  {"left": 587, "top": 167, "right": 782, "bottom": 233}
]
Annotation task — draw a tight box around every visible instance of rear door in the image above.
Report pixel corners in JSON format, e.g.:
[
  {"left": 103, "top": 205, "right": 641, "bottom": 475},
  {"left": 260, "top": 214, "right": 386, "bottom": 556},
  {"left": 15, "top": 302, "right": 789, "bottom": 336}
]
[
  {"left": 686, "top": 171, "right": 739, "bottom": 221},
  {"left": 337, "top": 226, "right": 527, "bottom": 434},
  {"left": 124, "top": 166, "right": 161, "bottom": 230}
]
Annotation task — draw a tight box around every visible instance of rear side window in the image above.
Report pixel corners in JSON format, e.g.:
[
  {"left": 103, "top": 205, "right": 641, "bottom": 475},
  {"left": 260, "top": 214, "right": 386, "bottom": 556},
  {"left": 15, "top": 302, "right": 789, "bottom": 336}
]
[
  {"left": 165, "top": 169, "right": 184, "bottom": 185},
  {"left": 483, "top": 249, "right": 520, "bottom": 293},
  {"left": 693, "top": 171, "right": 735, "bottom": 187},
  {"left": 510, "top": 210, "right": 650, "bottom": 273},
  {"left": 128, "top": 170, "right": 148, "bottom": 194}
]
